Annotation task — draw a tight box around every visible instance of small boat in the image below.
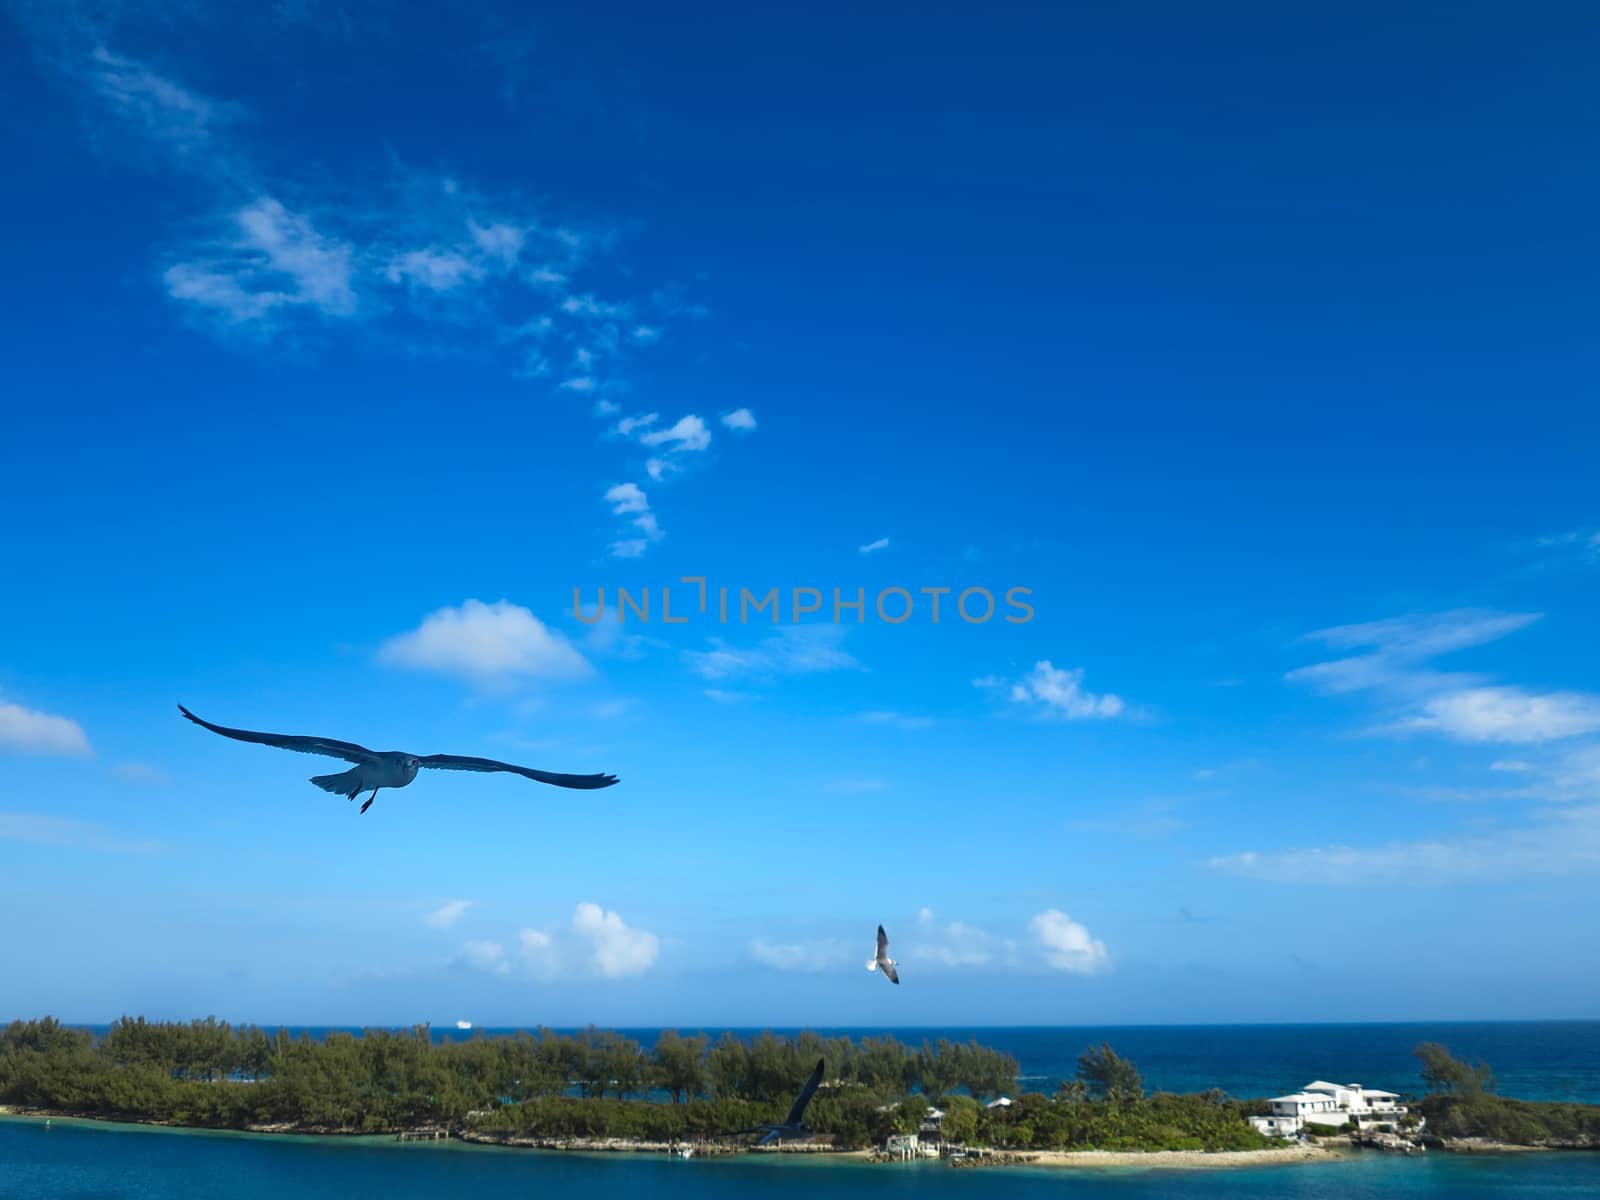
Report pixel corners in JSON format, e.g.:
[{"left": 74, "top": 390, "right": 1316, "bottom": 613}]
[
  {"left": 455, "top": 1020, "right": 473, "bottom": 1030},
  {"left": 673, "top": 1146, "right": 693, "bottom": 1159}
]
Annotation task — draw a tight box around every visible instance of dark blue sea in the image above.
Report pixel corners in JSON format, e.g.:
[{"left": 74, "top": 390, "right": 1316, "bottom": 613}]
[{"left": 73, "top": 1020, "right": 1600, "bottom": 1103}]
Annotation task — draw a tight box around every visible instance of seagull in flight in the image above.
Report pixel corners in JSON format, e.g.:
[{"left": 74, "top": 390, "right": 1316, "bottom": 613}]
[
  {"left": 867, "top": 925, "right": 900, "bottom": 984},
  {"left": 728, "top": 1058, "right": 825, "bottom": 1147},
  {"left": 178, "top": 705, "right": 619, "bottom": 814}
]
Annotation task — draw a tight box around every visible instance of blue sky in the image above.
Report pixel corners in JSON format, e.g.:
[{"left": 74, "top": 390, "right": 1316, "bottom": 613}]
[{"left": 1, "top": 0, "right": 1598, "bottom": 1028}]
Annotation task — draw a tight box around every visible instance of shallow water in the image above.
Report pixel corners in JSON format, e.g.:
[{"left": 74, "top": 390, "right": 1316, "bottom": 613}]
[{"left": 3, "top": 1118, "right": 1598, "bottom": 1200}]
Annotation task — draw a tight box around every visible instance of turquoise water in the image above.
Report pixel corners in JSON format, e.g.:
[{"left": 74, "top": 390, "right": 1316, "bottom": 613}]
[{"left": 2, "top": 1118, "right": 1598, "bottom": 1198}]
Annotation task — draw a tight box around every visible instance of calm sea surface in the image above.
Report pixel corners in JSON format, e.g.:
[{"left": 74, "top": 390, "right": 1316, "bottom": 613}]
[
  {"left": 3, "top": 1118, "right": 1598, "bottom": 1200},
  {"left": 71, "top": 1020, "right": 1600, "bottom": 1102}
]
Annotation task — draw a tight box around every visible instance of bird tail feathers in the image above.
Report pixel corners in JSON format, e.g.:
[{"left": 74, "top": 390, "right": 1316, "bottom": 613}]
[
  {"left": 866, "top": 960, "right": 878, "bottom": 971},
  {"left": 311, "top": 769, "right": 362, "bottom": 799}
]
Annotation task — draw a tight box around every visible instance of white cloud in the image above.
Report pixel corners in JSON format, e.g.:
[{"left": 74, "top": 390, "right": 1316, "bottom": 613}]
[
  {"left": 1029, "top": 909, "right": 1109, "bottom": 974},
  {"left": 464, "top": 903, "right": 661, "bottom": 981},
  {"left": 909, "top": 916, "right": 1012, "bottom": 968},
  {"left": 1287, "top": 609, "right": 1540, "bottom": 696},
  {"left": 605, "top": 482, "right": 649, "bottom": 514},
  {"left": 1381, "top": 686, "right": 1600, "bottom": 744},
  {"left": 988, "top": 661, "right": 1126, "bottom": 720},
  {"left": 0, "top": 700, "right": 92, "bottom": 756},
  {"left": 570, "top": 902, "right": 659, "bottom": 977},
  {"left": 638, "top": 414, "right": 710, "bottom": 454},
  {"left": 617, "top": 413, "right": 657, "bottom": 436},
  {"left": 631, "top": 325, "right": 661, "bottom": 344},
  {"left": 684, "top": 626, "right": 860, "bottom": 682},
  {"left": 112, "top": 761, "right": 171, "bottom": 785},
  {"left": 703, "top": 688, "right": 759, "bottom": 704},
  {"left": 378, "top": 599, "right": 592, "bottom": 686},
  {"left": 467, "top": 220, "right": 526, "bottom": 266},
  {"left": 749, "top": 937, "right": 848, "bottom": 973},
  {"left": 459, "top": 939, "right": 510, "bottom": 976},
  {"left": 858, "top": 537, "right": 890, "bottom": 555},
  {"left": 424, "top": 899, "right": 473, "bottom": 930},
  {"left": 166, "top": 197, "right": 358, "bottom": 325},
  {"left": 906, "top": 907, "right": 1108, "bottom": 974},
  {"left": 604, "top": 482, "right": 664, "bottom": 557},
  {"left": 0, "top": 812, "right": 157, "bottom": 854},
  {"left": 560, "top": 376, "right": 596, "bottom": 392},
  {"left": 645, "top": 457, "right": 674, "bottom": 482},
  {"left": 1491, "top": 760, "right": 1533, "bottom": 772},
  {"left": 1208, "top": 804, "right": 1600, "bottom": 885},
  {"left": 385, "top": 247, "right": 482, "bottom": 292},
  {"left": 720, "top": 408, "right": 757, "bottom": 432}
]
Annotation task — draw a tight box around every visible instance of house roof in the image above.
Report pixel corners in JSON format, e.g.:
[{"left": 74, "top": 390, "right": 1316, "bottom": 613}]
[{"left": 1272, "top": 1092, "right": 1336, "bottom": 1104}]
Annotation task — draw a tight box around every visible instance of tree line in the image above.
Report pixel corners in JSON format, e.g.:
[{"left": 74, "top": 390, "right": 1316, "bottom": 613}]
[
  {"left": 1412, "top": 1042, "right": 1600, "bottom": 1147},
  {"left": 0, "top": 1017, "right": 1279, "bottom": 1151}
]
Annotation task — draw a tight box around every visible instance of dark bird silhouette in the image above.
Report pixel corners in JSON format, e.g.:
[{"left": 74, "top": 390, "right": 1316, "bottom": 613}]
[
  {"left": 178, "top": 705, "right": 618, "bottom": 814},
  {"left": 727, "top": 1058, "right": 826, "bottom": 1146}
]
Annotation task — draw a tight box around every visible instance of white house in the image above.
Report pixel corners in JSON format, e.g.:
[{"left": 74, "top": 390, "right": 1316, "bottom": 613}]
[{"left": 1247, "top": 1079, "right": 1411, "bottom": 1139}]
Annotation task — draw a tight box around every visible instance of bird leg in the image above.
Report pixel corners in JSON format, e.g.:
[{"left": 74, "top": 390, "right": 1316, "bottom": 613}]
[{"left": 360, "top": 789, "right": 378, "bottom": 814}]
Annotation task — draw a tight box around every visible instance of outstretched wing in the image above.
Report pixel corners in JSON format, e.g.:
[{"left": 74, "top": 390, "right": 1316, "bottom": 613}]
[
  {"left": 178, "top": 706, "right": 377, "bottom": 765},
  {"left": 876, "top": 925, "right": 890, "bottom": 959},
  {"left": 416, "top": 754, "right": 619, "bottom": 790},
  {"left": 883, "top": 962, "right": 900, "bottom": 985},
  {"left": 783, "top": 1058, "right": 826, "bottom": 1128}
]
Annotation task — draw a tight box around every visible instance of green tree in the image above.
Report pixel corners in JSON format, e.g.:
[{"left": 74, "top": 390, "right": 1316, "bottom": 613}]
[
  {"left": 651, "top": 1031, "right": 709, "bottom": 1102},
  {"left": 1415, "top": 1042, "right": 1494, "bottom": 1097},
  {"left": 1076, "top": 1043, "right": 1144, "bottom": 1103}
]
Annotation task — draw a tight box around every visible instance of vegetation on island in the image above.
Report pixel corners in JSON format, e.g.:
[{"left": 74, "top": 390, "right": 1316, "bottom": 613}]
[
  {"left": 0, "top": 1017, "right": 1278, "bottom": 1153},
  {"left": 1413, "top": 1043, "right": 1600, "bottom": 1148}
]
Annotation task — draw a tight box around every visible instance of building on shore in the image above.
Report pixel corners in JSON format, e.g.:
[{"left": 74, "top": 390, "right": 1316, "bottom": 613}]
[{"left": 1248, "top": 1079, "right": 1412, "bottom": 1139}]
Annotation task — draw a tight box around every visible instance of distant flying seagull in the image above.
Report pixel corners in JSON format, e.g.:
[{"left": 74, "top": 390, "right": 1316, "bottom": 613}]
[
  {"left": 867, "top": 925, "right": 899, "bottom": 984},
  {"left": 728, "top": 1058, "right": 825, "bottom": 1146},
  {"left": 178, "top": 705, "right": 619, "bottom": 814}
]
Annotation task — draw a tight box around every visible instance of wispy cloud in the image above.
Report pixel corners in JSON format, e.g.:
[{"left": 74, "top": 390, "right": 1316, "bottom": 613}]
[
  {"left": 0, "top": 699, "right": 92, "bottom": 757},
  {"left": 112, "top": 762, "right": 172, "bottom": 786},
  {"left": 979, "top": 660, "right": 1126, "bottom": 720},
  {"left": 1288, "top": 608, "right": 1600, "bottom": 745},
  {"left": 44, "top": 44, "right": 752, "bottom": 561},
  {"left": 684, "top": 626, "right": 861, "bottom": 682},
  {"left": 1208, "top": 803, "right": 1600, "bottom": 886},
  {"left": 857, "top": 536, "right": 890, "bottom": 555},
  {"left": 1287, "top": 608, "right": 1539, "bottom": 696},
  {"left": 423, "top": 899, "right": 473, "bottom": 930},
  {"left": 1378, "top": 686, "right": 1600, "bottom": 744},
  {"left": 749, "top": 937, "right": 849, "bottom": 973},
  {"left": 0, "top": 812, "right": 158, "bottom": 854},
  {"left": 378, "top": 599, "right": 592, "bottom": 688},
  {"left": 859, "top": 711, "right": 936, "bottom": 730}
]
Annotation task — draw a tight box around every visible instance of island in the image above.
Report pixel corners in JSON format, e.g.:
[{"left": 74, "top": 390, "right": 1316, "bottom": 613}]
[{"left": 1, "top": 1018, "right": 1593, "bottom": 1166}]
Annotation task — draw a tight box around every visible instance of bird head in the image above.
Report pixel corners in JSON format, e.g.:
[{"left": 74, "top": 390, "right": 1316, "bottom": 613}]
[{"left": 405, "top": 757, "right": 420, "bottom": 770}]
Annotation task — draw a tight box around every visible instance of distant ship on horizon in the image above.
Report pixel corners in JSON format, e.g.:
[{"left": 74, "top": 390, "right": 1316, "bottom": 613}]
[{"left": 455, "top": 1020, "right": 472, "bottom": 1030}]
